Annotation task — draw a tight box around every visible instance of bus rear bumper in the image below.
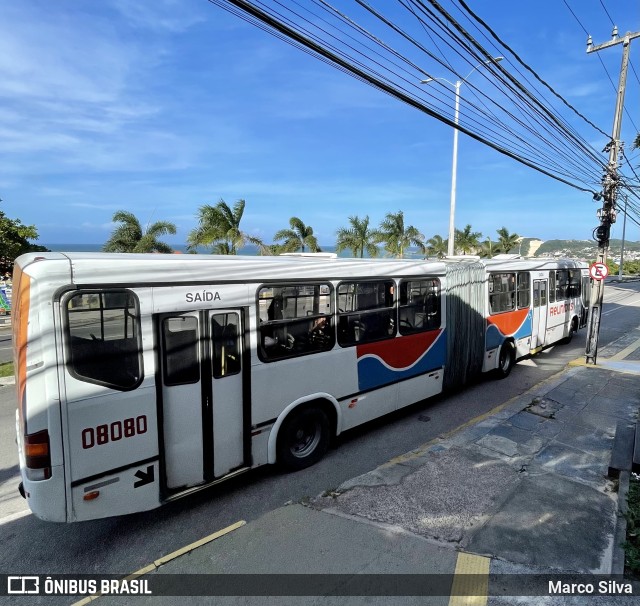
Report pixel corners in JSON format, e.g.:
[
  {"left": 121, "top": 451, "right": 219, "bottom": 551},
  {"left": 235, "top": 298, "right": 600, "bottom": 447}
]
[{"left": 20, "top": 466, "right": 68, "bottom": 522}]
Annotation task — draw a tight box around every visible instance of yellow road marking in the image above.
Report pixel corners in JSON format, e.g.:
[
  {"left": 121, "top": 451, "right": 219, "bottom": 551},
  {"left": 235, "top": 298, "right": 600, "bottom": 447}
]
[
  {"left": 71, "top": 520, "right": 246, "bottom": 605},
  {"left": 611, "top": 336, "right": 640, "bottom": 361},
  {"left": 568, "top": 336, "right": 640, "bottom": 368},
  {"left": 448, "top": 551, "right": 490, "bottom": 606},
  {"left": 568, "top": 358, "right": 589, "bottom": 367}
]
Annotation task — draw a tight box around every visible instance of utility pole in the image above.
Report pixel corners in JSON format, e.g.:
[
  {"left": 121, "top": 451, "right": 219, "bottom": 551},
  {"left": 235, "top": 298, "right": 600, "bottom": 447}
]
[{"left": 584, "top": 27, "right": 640, "bottom": 364}]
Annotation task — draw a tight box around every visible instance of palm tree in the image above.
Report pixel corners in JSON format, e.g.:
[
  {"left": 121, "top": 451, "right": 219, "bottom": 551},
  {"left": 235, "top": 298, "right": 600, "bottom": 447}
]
[
  {"left": 479, "top": 237, "right": 495, "bottom": 258},
  {"left": 426, "top": 234, "right": 448, "bottom": 259},
  {"left": 274, "top": 217, "right": 320, "bottom": 253},
  {"left": 103, "top": 210, "right": 177, "bottom": 253},
  {"left": 376, "top": 211, "right": 425, "bottom": 258},
  {"left": 335, "top": 215, "right": 380, "bottom": 258},
  {"left": 257, "top": 241, "right": 299, "bottom": 256},
  {"left": 187, "top": 198, "right": 264, "bottom": 254},
  {"left": 454, "top": 224, "right": 482, "bottom": 255},
  {"left": 496, "top": 227, "right": 520, "bottom": 254}
]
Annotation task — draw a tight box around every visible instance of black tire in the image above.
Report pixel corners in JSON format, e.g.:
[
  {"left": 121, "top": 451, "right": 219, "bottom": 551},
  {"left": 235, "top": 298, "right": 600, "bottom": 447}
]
[
  {"left": 277, "top": 407, "right": 330, "bottom": 471},
  {"left": 495, "top": 341, "right": 515, "bottom": 379},
  {"left": 564, "top": 318, "right": 578, "bottom": 344}
]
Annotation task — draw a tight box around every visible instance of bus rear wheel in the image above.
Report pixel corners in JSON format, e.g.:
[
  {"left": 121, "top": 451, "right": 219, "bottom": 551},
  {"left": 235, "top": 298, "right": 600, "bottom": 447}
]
[
  {"left": 277, "top": 406, "right": 329, "bottom": 471},
  {"left": 496, "top": 341, "right": 515, "bottom": 379},
  {"left": 564, "top": 318, "right": 578, "bottom": 344}
]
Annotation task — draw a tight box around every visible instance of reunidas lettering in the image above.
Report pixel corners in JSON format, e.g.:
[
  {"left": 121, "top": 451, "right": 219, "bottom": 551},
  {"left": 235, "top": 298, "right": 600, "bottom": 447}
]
[{"left": 186, "top": 291, "right": 221, "bottom": 303}]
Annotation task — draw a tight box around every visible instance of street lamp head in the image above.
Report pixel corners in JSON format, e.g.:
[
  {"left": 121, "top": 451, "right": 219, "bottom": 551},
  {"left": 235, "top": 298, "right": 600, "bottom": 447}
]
[{"left": 420, "top": 77, "right": 434, "bottom": 83}]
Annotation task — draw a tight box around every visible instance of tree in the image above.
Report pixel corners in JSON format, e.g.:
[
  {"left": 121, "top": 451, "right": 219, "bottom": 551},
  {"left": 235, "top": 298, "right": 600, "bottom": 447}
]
[
  {"left": 496, "top": 227, "right": 520, "bottom": 254},
  {"left": 103, "top": 210, "right": 176, "bottom": 253},
  {"left": 454, "top": 224, "right": 482, "bottom": 255},
  {"left": 335, "top": 215, "right": 380, "bottom": 258},
  {"left": 0, "top": 206, "right": 49, "bottom": 273},
  {"left": 187, "top": 198, "right": 264, "bottom": 255},
  {"left": 376, "top": 211, "right": 425, "bottom": 258},
  {"left": 256, "top": 241, "right": 299, "bottom": 256},
  {"left": 479, "top": 237, "right": 495, "bottom": 258},
  {"left": 274, "top": 217, "right": 320, "bottom": 253},
  {"left": 426, "top": 234, "right": 448, "bottom": 259}
]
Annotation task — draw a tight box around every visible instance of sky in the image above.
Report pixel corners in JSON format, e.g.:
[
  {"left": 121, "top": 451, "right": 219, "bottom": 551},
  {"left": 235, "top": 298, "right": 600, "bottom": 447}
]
[{"left": 0, "top": 0, "right": 639, "bottom": 249}]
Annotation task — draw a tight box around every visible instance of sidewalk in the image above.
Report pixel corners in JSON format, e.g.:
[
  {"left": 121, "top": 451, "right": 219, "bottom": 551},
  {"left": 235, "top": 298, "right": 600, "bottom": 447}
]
[{"left": 79, "top": 328, "right": 640, "bottom": 604}]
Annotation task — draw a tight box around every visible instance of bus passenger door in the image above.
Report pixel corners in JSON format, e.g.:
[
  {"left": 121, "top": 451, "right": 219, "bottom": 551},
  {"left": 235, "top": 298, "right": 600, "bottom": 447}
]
[
  {"left": 531, "top": 280, "right": 548, "bottom": 349},
  {"left": 159, "top": 312, "right": 205, "bottom": 490},
  {"left": 158, "top": 309, "right": 246, "bottom": 492},
  {"left": 209, "top": 310, "right": 245, "bottom": 478}
]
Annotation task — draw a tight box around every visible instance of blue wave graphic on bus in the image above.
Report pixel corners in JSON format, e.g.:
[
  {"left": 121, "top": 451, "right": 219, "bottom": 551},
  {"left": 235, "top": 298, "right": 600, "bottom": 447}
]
[
  {"left": 485, "top": 310, "right": 532, "bottom": 351},
  {"left": 357, "top": 332, "right": 446, "bottom": 392}
]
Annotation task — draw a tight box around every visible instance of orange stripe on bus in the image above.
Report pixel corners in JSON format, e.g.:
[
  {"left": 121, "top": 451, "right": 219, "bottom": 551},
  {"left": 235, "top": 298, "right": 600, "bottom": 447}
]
[
  {"left": 486, "top": 308, "right": 528, "bottom": 337},
  {"left": 12, "top": 265, "right": 30, "bottom": 428}
]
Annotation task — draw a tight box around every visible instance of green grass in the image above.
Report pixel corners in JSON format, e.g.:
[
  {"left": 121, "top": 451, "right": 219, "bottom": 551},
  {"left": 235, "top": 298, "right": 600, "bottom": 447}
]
[
  {"left": 625, "top": 474, "right": 640, "bottom": 578},
  {"left": 0, "top": 361, "right": 13, "bottom": 377}
]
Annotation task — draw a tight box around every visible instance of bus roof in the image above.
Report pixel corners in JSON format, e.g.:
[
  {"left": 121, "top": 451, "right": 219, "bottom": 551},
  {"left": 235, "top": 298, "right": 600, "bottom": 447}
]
[
  {"left": 15, "top": 252, "right": 450, "bottom": 285},
  {"left": 15, "top": 252, "right": 588, "bottom": 287}
]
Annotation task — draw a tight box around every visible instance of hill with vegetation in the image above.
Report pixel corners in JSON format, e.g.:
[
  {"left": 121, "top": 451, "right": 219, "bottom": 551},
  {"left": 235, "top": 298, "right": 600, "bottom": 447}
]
[{"left": 531, "top": 239, "right": 640, "bottom": 259}]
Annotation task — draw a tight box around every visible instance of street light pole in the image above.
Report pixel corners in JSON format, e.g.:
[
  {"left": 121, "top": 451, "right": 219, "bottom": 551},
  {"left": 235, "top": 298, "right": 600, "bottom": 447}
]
[
  {"left": 448, "top": 81, "right": 461, "bottom": 257},
  {"left": 422, "top": 57, "right": 502, "bottom": 257}
]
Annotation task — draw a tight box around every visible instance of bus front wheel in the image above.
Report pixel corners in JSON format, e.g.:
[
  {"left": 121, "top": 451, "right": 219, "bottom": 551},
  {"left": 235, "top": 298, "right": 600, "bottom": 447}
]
[
  {"left": 277, "top": 406, "right": 330, "bottom": 471},
  {"left": 496, "top": 341, "right": 515, "bottom": 379}
]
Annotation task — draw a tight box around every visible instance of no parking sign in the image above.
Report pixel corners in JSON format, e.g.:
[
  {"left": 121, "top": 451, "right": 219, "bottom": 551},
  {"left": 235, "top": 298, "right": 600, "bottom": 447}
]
[{"left": 589, "top": 262, "right": 609, "bottom": 280}]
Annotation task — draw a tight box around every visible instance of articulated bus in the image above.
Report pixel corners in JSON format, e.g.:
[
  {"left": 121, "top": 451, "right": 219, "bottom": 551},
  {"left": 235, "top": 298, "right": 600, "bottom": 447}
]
[{"left": 13, "top": 252, "right": 588, "bottom": 522}]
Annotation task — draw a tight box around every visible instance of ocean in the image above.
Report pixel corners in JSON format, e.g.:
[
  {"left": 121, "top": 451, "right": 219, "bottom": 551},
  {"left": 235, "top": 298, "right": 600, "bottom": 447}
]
[{"left": 43, "top": 244, "right": 425, "bottom": 259}]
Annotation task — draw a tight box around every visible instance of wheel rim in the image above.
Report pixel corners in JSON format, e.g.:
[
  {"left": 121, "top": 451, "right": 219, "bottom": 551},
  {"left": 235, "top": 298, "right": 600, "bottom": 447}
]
[
  {"left": 500, "top": 346, "right": 511, "bottom": 372},
  {"left": 290, "top": 418, "right": 321, "bottom": 458}
]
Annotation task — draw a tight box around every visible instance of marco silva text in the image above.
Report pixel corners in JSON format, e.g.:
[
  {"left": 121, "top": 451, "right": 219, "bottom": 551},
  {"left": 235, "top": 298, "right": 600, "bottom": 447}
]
[{"left": 549, "top": 580, "right": 634, "bottom": 595}]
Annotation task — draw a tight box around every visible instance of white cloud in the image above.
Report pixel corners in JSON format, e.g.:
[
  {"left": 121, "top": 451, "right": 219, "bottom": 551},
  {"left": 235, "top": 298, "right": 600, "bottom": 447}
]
[{"left": 112, "top": 0, "right": 206, "bottom": 33}]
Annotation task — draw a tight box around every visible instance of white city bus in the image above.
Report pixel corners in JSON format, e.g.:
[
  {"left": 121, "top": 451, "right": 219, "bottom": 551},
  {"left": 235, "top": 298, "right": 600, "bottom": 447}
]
[{"left": 13, "top": 252, "right": 587, "bottom": 522}]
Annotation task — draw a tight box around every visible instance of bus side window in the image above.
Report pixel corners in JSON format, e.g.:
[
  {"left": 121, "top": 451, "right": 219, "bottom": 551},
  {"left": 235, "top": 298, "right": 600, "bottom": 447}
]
[
  {"left": 567, "top": 270, "right": 581, "bottom": 298},
  {"left": 66, "top": 290, "right": 143, "bottom": 390},
  {"left": 162, "top": 316, "right": 199, "bottom": 385},
  {"left": 337, "top": 280, "right": 395, "bottom": 346},
  {"left": 257, "top": 284, "right": 334, "bottom": 362},
  {"left": 516, "top": 273, "right": 530, "bottom": 309},
  {"left": 212, "top": 313, "right": 241, "bottom": 378},
  {"left": 399, "top": 279, "right": 441, "bottom": 334},
  {"left": 555, "top": 270, "right": 568, "bottom": 300},
  {"left": 488, "top": 273, "right": 516, "bottom": 314}
]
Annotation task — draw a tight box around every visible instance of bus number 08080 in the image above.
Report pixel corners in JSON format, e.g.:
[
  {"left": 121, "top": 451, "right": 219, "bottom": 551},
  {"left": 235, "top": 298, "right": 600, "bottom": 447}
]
[{"left": 81, "top": 416, "right": 148, "bottom": 449}]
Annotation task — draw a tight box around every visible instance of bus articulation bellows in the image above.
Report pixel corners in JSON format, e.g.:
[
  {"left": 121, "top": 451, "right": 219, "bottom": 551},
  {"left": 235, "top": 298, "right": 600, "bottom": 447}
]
[{"left": 13, "top": 252, "right": 588, "bottom": 522}]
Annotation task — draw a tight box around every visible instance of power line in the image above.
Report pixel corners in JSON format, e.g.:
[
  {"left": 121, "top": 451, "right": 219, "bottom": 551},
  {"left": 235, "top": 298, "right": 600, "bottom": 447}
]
[
  {"left": 561, "top": 0, "right": 640, "bottom": 135},
  {"left": 598, "top": 0, "right": 616, "bottom": 28},
  {"left": 209, "top": 0, "right": 632, "bottom": 197}
]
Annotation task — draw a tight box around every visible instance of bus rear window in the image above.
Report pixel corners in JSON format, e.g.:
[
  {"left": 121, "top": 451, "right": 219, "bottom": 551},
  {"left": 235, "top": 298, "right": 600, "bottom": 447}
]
[{"left": 65, "top": 290, "right": 143, "bottom": 390}]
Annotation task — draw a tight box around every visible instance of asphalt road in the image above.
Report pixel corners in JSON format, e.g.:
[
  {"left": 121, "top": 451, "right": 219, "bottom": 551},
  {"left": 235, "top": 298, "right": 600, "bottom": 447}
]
[
  {"left": 0, "top": 280, "right": 638, "bottom": 582},
  {"left": 0, "top": 324, "right": 12, "bottom": 365}
]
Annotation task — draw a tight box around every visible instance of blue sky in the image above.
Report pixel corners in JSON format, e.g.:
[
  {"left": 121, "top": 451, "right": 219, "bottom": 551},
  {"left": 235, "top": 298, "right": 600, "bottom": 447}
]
[{"left": 1, "top": 0, "right": 638, "bottom": 249}]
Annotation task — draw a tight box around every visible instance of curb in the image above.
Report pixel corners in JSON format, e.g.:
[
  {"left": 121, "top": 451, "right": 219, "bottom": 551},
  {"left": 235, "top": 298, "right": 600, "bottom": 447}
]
[{"left": 612, "top": 471, "right": 630, "bottom": 575}]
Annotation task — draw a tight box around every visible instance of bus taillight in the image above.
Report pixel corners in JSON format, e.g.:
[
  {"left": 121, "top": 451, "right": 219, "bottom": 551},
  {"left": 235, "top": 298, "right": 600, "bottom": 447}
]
[{"left": 24, "top": 430, "right": 51, "bottom": 480}]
